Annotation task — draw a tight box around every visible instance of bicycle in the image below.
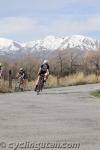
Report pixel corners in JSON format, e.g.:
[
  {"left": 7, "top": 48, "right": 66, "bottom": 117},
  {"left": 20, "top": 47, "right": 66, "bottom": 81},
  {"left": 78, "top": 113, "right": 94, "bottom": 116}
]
[
  {"left": 36, "top": 74, "right": 45, "bottom": 95},
  {"left": 15, "top": 76, "right": 24, "bottom": 92}
]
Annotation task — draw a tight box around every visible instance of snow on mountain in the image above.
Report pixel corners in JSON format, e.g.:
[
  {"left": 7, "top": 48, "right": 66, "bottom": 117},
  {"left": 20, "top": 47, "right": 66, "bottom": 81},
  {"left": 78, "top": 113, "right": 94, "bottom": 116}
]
[
  {"left": 22, "top": 35, "right": 64, "bottom": 52},
  {"left": 23, "top": 35, "right": 100, "bottom": 52},
  {"left": 0, "top": 38, "right": 23, "bottom": 55},
  {"left": 0, "top": 35, "right": 100, "bottom": 57},
  {"left": 59, "top": 35, "right": 100, "bottom": 50}
]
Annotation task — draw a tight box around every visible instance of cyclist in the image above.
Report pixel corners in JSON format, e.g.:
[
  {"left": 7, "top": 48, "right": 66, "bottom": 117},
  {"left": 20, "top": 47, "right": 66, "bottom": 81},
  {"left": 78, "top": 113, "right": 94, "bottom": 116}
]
[
  {"left": 16, "top": 68, "right": 27, "bottom": 89},
  {"left": 17, "top": 68, "right": 26, "bottom": 79},
  {"left": 34, "top": 60, "right": 50, "bottom": 91}
]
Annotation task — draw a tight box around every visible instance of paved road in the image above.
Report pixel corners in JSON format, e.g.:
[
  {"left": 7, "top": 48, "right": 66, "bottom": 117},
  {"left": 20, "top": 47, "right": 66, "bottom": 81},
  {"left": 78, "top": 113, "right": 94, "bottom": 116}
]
[{"left": 0, "top": 84, "right": 100, "bottom": 150}]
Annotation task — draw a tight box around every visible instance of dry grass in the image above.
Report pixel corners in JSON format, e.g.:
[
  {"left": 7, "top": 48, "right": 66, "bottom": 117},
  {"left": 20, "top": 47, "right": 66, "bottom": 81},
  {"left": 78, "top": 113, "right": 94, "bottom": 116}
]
[
  {"left": 47, "top": 75, "right": 58, "bottom": 88},
  {"left": 0, "top": 80, "right": 12, "bottom": 93},
  {"left": 1, "top": 73, "right": 100, "bottom": 93},
  {"left": 59, "top": 73, "right": 85, "bottom": 86},
  {"left": 0, "top": 79, "right": 33, "bottom": 93},
  {"left": 47, "top": 73, "right": 100, "bottom": 88}
]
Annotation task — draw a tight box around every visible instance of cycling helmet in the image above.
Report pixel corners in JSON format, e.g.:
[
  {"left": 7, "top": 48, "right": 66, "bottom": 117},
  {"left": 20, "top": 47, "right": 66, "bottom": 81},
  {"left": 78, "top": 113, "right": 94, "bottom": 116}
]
[
  {"left": 19, "top": 68, "right": 23, "bottom": 71},
  {"left": 43, "top": 60, "right": 48, "bottom": 64}
]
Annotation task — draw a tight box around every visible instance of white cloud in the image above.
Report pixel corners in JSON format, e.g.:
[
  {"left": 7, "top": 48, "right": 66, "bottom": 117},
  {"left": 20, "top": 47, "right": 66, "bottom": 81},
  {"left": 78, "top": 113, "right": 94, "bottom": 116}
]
[
  {"left": 47, "top": 14, "right": 100, "bottom": 36},
  {"left": 0, "top": 15, "right": 100, "bottom": 41},
  {"left": 0, "top": 16, "right": 47, "bottom": 36}
]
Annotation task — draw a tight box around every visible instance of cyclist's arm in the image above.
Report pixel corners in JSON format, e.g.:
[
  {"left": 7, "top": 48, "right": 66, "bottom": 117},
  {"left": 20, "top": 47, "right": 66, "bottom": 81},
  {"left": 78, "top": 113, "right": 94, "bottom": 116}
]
[
  {"left": 47, "top": 65, "right": 50, "bottom": 75},
  {"left": 38, "top": 67, "right": 41, "bottom": 75},
  {"left": 16, "top": 73, "right": 20, "bottom": 78},
  {"left": 46, "top": 69, "right": 49, "bottom": 75}
]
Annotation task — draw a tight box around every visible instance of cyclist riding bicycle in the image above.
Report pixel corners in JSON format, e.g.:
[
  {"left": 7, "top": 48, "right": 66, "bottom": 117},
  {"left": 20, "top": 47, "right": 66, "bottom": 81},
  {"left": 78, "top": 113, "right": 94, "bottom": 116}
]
[
  {"left": 16, "top": 68, "right": 27, "bottom": 89},
  {"left": 17, "top": 68, "right": 26, "bottom": 80},
  {"left": 35, "top": 60, "right": 50, "bottom": 91}
]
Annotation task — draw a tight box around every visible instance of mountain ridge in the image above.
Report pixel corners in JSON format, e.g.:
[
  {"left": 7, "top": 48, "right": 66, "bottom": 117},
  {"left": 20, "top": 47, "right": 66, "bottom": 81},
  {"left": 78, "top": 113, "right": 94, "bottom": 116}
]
[{"left": 0, "top": 35, "right": 100, "bottom": 57}]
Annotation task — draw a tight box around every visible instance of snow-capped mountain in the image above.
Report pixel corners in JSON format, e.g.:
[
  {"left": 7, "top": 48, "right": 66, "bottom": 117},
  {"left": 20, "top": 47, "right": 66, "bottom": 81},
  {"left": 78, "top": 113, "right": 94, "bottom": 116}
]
[
  {"left": 59, "top": 35, "right": 100, "bottom": 50},
  {"left": 22, "top": 35, "right": 100, "bottom": 52},
  {"left": 22, "top": 35, "right": 64, "bottom": 52},
  {"left": 0, "top": 35, "right": 100, "bottom": 57},
  {"left": 0, "top": 38, "right": 23, "bottom": 56}
]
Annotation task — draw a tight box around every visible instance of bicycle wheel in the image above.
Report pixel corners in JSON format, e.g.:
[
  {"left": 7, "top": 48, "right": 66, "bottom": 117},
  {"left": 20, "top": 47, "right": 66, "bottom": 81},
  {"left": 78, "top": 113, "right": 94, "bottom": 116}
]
[{"left": 36, "top": 75, "right": 44, "bottom": 95}]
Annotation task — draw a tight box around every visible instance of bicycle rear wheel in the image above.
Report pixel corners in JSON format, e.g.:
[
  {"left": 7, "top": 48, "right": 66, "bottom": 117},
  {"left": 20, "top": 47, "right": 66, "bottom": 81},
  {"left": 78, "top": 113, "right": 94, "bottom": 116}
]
[{"left": 36, "top": 75, "right": 44, "bottom": 95}]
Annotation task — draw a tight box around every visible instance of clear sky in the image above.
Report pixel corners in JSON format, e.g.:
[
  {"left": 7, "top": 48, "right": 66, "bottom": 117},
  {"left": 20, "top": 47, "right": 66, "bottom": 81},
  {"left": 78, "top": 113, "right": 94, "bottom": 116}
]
[{"left": 0, "top": 0, "right": 100, "bottom": 42}]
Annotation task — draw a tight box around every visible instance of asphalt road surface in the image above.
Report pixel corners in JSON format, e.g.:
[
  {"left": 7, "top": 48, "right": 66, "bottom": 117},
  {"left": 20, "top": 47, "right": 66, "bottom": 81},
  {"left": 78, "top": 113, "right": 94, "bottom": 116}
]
[{"left": 0, "top": 83, "right": 100, "bottom": 150}]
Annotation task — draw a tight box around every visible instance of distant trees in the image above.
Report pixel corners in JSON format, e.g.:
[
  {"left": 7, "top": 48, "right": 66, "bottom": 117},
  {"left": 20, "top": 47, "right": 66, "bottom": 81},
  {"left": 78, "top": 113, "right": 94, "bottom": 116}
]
[
  {"left": 83, "top": 51, "right": 100, "bottom": 75},
  {"left": 0, "top": 55, "right": 40, "bottom": 81},
  {"left": 0, "top": 49, "right": 100, "bottom": 80},
  {"left": 49, "top": 49, "right": 84, "bottom": 76}
]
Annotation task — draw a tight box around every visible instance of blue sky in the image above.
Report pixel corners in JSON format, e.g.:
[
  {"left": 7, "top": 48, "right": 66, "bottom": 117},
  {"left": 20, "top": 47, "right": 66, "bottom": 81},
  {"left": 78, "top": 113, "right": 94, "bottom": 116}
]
[{"left": 0, "top": 0, "right": 100, "bottom": 42}]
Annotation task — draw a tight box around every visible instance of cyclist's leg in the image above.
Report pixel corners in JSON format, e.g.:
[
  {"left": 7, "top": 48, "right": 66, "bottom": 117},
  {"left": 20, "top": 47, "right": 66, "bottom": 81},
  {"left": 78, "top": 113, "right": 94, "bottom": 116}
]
[
  {"left": 34, "top": 75, "right": 40, "bottom": 91},
  {"left": 44, "top": 70, "right": 49, "bottom": 82},
  {"left": 22, "top": 80, "right": 25, "bottom": 91}
]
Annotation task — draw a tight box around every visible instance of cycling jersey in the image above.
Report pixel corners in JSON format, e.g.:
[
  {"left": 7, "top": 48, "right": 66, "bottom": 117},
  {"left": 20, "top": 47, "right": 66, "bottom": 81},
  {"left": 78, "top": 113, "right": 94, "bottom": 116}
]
[
  {"left": 39, "top": 63, "right": 49, "bottom": 75},
  {"left": 19, "top": 70, "right": 27, "bottom": 79}
]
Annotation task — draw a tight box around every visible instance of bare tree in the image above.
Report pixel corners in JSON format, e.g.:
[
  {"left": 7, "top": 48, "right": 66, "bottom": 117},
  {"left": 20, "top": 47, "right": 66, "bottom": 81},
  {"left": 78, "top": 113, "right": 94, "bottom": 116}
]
[{"left": 85, "top": 51, "right": 100, "bottom": 73}]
